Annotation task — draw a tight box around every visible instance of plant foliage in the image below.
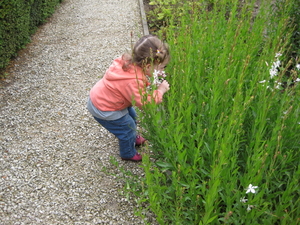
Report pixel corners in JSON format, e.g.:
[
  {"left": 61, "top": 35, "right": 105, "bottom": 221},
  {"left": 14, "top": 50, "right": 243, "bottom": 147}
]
[{"left": 136, "top": 0, "right": 300, "bottom": 224}]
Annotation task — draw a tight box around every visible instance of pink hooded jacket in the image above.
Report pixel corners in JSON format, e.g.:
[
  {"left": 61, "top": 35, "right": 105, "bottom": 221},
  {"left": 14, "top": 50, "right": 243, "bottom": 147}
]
[{"left": 90, "top": 57, "right": 163, "bottom": 111}]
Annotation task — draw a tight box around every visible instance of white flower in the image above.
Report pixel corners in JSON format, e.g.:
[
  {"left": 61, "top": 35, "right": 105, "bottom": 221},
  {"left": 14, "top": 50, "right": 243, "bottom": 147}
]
[
  {"left": 153, "top": 69, "right": 160, "bottom": 78},
  {"left": 152, "top": 77, "right": 161, "bottom": 86},
  {"left": 275, "top": 82, "right": 282, "bottom": 89},
  {"left": 295, "top": 78, "right": 300, "bottom": 82},
  {"left": 240, "top": 196, "right": 248, "bottom": 203},
  {"left": 247, "top": 205, "right": 254, "bottom": 211},
  {"left": 268, "top": 54, "right": 281, "bottom": 79},
  {"left": 269, "top": 64, "right": 279, "bottom": 79},
  {"left": 269, "top": 68, "right": 278, "bottom": 79},
  {"left": 273, "top": 60, "right": 281, "bottom": 68},
  {"left": 152, "top": 70, "right": 167, "bottom": 86},
  {"left": 259, "top": 80, "right": 266, "bottom": 83},
  {"left": 153, "top": 69, "right": 166, "bottom": 78},
  {"left": 245, "top": 184, "right": 258, "bottom": 194},
  {"left": 296, "top": 64, "right": 300, "bottom": 70}
]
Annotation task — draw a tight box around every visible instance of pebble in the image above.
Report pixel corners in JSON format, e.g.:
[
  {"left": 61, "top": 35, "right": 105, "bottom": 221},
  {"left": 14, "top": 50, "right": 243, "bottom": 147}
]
[{"left": 0, "top": 0, "right": 157, "bottom": 224}]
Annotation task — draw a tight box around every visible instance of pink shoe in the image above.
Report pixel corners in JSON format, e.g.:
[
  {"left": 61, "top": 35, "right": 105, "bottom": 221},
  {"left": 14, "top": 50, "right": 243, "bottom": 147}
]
[
  {"left": 136, "top": 135, "right": 147, "bottom": 146},
  {"left": 121, "top": 153, "right": 142, "bottom": 162}
]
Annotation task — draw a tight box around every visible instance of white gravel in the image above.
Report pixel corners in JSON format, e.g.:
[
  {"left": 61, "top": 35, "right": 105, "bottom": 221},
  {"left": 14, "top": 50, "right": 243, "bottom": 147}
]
[{"left": 0, "top": 0, "right": 157, "bottom": 224}]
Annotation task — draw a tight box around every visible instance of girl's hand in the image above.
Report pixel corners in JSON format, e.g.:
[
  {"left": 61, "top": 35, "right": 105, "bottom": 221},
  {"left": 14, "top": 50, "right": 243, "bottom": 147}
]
[{"left": 158, "top": 80, "right": 170, "bottom": 94}]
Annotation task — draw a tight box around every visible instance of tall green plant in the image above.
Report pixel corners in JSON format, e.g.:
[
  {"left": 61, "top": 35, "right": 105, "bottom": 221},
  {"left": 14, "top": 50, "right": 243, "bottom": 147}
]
[{"left": 138, "top": 0, "right": 300, "bottom": 224}]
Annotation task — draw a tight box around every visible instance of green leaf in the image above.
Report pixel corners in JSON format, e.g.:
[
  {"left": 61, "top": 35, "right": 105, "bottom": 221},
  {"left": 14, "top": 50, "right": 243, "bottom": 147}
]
[
  {"left": 156, "top": 161, "right": 174, "bottom": 170},
  {"left": 149, "top": 1, "right": 157, "bottom": 5},
  {"left": 207, "top": 215, "right": 218, "bottom": 224}
]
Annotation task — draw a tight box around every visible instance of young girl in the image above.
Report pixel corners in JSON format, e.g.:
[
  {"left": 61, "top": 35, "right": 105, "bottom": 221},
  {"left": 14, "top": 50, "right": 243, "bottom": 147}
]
[{"left": 87, "top": 35, "right": 170, "bottom": 161}]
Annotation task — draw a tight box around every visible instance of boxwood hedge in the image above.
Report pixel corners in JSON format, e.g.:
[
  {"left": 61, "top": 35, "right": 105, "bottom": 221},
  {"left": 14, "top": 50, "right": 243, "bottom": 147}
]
[{"left": 0, "top": 0, "right": 63, "bottom": 77}]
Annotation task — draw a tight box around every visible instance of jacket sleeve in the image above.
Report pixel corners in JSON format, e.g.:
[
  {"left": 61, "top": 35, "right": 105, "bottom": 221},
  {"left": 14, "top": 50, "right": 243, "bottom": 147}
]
[{"left": 124, "top": 80, "right": 163, "bottom": 109}]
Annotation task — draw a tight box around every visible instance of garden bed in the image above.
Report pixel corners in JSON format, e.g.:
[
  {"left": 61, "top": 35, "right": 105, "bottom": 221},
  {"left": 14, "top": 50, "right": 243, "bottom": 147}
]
[{"left": 134, "top": 0, "right": 300, "bottom": 224}]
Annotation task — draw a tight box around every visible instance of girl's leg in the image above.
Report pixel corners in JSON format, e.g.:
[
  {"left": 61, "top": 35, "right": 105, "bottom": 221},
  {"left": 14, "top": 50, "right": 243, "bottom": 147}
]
[
  {"left": 93, "top": 114, "right": 137, "bottom": 159},
  {"left": 128, "top": 107, "right": 146, "bottom": 146},
  {"left": 128, "top": 106, "right": 137, "bottom": 124}
]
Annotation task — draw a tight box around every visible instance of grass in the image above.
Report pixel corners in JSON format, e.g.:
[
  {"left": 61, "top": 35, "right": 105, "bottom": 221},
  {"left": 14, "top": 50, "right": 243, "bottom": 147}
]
[{"left": 131, "top": 0, "right": 300, "bottom": 224}]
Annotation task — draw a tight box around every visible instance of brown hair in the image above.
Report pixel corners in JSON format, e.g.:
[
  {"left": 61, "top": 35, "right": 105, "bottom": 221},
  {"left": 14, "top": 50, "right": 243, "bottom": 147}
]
[{"left": 122, "top": 35, "right": 169, "bottom": 71}]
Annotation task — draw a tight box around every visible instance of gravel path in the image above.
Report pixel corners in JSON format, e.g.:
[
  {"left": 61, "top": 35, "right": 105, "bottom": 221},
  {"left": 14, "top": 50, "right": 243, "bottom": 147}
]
[{"left": 0, "top": 0, "right": 156, "bottom": 224}]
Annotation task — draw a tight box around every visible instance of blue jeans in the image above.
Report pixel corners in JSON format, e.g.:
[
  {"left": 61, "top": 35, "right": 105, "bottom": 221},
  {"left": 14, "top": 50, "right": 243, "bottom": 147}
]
[{"left": 93, "top": 107, "right": 137, "bottom": 158}]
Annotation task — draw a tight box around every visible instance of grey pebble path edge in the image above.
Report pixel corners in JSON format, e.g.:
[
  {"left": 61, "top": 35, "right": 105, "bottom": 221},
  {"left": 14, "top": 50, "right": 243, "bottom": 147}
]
[{"left": 0, "top": 0, "right": 157, "bottom": 224}]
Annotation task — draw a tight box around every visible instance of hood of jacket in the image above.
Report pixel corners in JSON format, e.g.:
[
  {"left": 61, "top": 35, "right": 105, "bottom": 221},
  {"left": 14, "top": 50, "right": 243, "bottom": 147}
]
[{"left": 104, "top": 57, "right": 146, "bottom": 82}]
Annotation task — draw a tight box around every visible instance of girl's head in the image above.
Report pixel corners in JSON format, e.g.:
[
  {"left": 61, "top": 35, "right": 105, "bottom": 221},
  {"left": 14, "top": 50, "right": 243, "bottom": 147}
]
[
  {"left": 132, "top": 35, "right": 170, "bottom": 67},
  {"left": 123, "top": 35, "right": 170, "bottom": 74}
]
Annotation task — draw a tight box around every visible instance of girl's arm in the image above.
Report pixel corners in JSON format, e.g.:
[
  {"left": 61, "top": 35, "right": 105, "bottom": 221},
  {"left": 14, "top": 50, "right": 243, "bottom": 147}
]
[{"left": 124, "top": 80, "right": 170, "bottom": 109}]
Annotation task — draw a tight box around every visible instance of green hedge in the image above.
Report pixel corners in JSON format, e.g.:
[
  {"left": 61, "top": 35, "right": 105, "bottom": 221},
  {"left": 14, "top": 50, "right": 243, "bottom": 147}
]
[{"left": 0, "top": 0, "right": 63, "bottom": 76}]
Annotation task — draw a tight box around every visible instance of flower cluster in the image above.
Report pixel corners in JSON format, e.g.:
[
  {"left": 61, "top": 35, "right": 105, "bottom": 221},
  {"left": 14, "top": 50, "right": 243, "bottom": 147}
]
[
  {"left": 269, "top": 53, "right": 282, "bottom": 79},
  {"left": 240, "top": 184, "right": 258, "bottom": 211},
  {"left": 152, "top": 69, "right": 167, "bottom": 86},
  {"left": 259, "top": 53, "right": 300, "bottom": 90},
  {"left": 146, "top": 70, "right": 167, "bottom": 92},
  {"left": 259, "top": 53, "right": 282, "bottom": 90}
]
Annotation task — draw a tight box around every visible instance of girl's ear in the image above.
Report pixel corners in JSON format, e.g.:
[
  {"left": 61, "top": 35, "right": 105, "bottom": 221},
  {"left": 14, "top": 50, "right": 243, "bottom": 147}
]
[
  {"left": 144, "top": 63, "right": 152, "bottom": 76},
  {"left": 145, "top": 63, "right": 151, "bottom": 70}
]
